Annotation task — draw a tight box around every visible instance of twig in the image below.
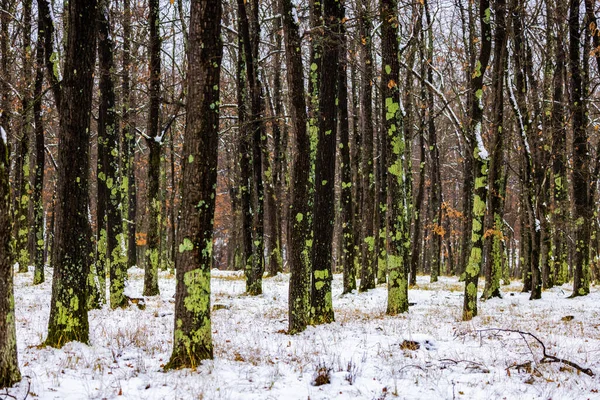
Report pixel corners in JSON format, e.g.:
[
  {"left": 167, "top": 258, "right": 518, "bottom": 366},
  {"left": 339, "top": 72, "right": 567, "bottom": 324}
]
[
  {"left": 0, "top": 389, "right": 17, "bottom": 399},
  {"left": 478, "top": 328, "right": 595, "bottom": 377}
]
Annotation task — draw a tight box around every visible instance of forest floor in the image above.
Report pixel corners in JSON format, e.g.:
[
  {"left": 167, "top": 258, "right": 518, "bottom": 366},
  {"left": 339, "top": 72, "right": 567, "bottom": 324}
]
[{"left": 4, "top": 266, "right": 600, "bottom": 400}]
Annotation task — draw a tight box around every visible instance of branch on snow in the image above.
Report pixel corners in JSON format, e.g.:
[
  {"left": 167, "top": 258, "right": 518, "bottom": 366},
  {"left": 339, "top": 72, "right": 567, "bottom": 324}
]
[{"left": 478, "top": 328, "right": 594, "bottom": 377}]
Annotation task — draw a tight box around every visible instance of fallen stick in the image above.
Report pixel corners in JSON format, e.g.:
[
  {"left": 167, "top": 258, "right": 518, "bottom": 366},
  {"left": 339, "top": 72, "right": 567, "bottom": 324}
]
[{"left": 478, "top": 328, "right": 595, "bottom": 377}]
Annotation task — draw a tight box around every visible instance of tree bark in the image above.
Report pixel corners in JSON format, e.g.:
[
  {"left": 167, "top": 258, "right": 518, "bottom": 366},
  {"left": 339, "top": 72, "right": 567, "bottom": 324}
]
[
  {"left": 382, "top": 0, "right": 409, "bottom": 315},
  {"left": 338, "top": 3, "right": 355, "bottom": 295},
  {"left": 462, "top": 0, "right": 492, "bottom": 321},
  {"left": 32, "top": 5, "right": 46, "bottom": 285},
  {"left": 482, "top": 0, "right": 507, "bottom": 300},
  {"left": 98, "top": 0, "right": 127, "bottom": 308},
  {"left": 46, "top": 0, "right": 97, "bottom": 348},
  {"left": 0, "top": 117, "right": 21, "bottom": 389},
  {"left": 144, "top": 0, "right": 162, "bottom": 296},
  {"left": 279, "top": 0, "right": 311, "bottom": 333},
  {"left": 569, "top": 0, "right": 591, "bottom": 297},
  {"left": 165, "top": 0, "right": 221, "bottom": 369},
  {"left": 358, "top": 0, "right": 376, "bottom": 292},
  {"left": 310, "top": 0, "right": 339, "bottom": 325}
]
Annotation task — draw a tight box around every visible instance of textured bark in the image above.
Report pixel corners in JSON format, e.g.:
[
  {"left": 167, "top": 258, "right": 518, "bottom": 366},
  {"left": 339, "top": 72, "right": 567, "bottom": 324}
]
[
  {"left": 237, "top": 0, "right": 265, "bottom": 295},
  {"left": 551, "top": 0, "right": 568, "bottom": 286},
  {"left": 165, "top": 0, "right": 221, "bottom": 369},
  {"left": 350, "top": 45, "right": 362, "bottom": 290},
  {"left": 144, "top": 0, "right": 162, "bottom": 296},
  {"left": 265, "top": 15, "right": 283, "bottom": 278},
  {"left": 482, "top": 0, "right": 507, "bottom": 300},
  {"left": 424, "top": 0, "right": 441, "bottom": 283},
  {"left": 15, "top": 0, "right": 33, "bottom": 273},
  {"left": 358, "top": 0, "right": 376, "bottom": 292},
  {"left": 338, "top": 4, "right": 355, "bottom": 295},
  {"left": 33, "top": 6, "right": 46, "bottom": 285},
  {"left": 122, "top": 0, "right": 137, "bottom": 270},
  {"left": 271, "top": 14, "right": 287, "bottom": 276},
  {"left": 382, "top": 0, "right": 409, "bottom": 315},
  {"left": 462, "top": 0, "right": 492, "bottom": 321},
  {"left": 0, "top": 117, "right": 21, "bottom": 389},
  {"left": 279, "top": 0, "right": 311, "bottom": 333},
  {"left": 569, "top": 0, "right": 591, "bottom": 297},
  {"left": 37, "top": 0, "right": 61, "bottom": 111},
  {"left": 236, "top": 0, "right": 253, "bottom": 281},
  {"left": 457, "top": 0, "right": 475, "bottom": 281},
  {"left": 0, "top": 0, "right": 11, "bottom": 142},
  {"left": 509, "top": 0, "right": 542, "bottom": 300},
  {"left": 410, "top": 127, "right": 426, "bottom": 285},
  {"left": 403, "top": 12, "right": 419, "bottom": 287},
  {"left": 310, "top": 0, "right": 339, "bottom": 325},
  {"left": 98, "top": 0, "right": 127, "bottom": 308},
  {"left": 46, "top": 0, "right": 97, "bottom": 348}
]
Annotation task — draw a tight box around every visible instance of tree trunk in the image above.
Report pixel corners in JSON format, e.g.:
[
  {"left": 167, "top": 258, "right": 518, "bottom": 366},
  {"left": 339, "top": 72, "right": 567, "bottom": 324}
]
[
  {"left": 551, "top": 0, "right": 568, "bottom": 286},
  {"left": 310, "top": 0, "right": 339, "bottom": 325},
  {"left": 46, "top": 0, "right": 97, "bottom": 348},
  {"left": 98, "top": 0, "right": 127, "bottom": 308},
  {"left": 32, "top": 3, "right": 46, "bottom": 285},
  {"left": 122, "top": 0, "right": 137, "bottom": 270},
  {"left": 0, "top": 118, "right": 21, "bottom": 389},
  {"left": 279, "top": 0, "right": 311, "bottom": 333},
  {"left": 144, "top": 0, "right": 162, "bottom": 296},
  {"left": 569, "top": 0, "right": 590, "bottom": 297},
  {"left": 358, "top": 0, "right": 376, "bottom": 292},
  {"left": 382, "top": 0, "right": 409, "bottom": 315},
  {"left": 338, "top": 3, "right": 355, "bottom": 294},
  {"left": 462, "top": 0, "right": 492, "bottom": 321},
  {"left": 482, "top": 0, "right": 507, "bottom": 300},
  {"left": 424, "top": 0, "right": 441, "bottom": 283},
  {"left": 15, "top": 0, "right": 33, "bottom": 273},
  {"left": 164, "top": 0, "right": 221, "bottom": 369}
]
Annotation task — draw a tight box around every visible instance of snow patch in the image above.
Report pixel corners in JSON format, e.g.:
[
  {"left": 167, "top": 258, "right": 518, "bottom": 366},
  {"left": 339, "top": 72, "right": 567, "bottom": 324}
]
[
  {"left": 0, "top": 125, "right": 6, "bottom": 144},
  {"left": 474, "top": 122, "right": 489, "bottom": 160}
]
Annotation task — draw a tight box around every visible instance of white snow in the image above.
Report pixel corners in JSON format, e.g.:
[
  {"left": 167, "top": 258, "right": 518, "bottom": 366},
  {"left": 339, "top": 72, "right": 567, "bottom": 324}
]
[
  {"left": 5, "top": 267, "right": 600, "bottom": 399},
  {"left": 0, "top": 125, "right": 6, "bottom": 144},
  {"left": 474, "top": 122, "right": 489, "bottom": 160}
]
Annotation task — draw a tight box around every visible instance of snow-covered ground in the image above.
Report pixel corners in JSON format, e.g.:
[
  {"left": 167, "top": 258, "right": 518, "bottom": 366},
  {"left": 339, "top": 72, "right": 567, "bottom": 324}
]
[{"left": 5, "top": 266, "right": 600, "bottom": 399}]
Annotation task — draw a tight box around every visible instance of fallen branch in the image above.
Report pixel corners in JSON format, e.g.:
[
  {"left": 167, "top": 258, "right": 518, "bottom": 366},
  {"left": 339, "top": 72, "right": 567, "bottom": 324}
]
[{"left": 478, "top": 328, "right": 595, "bottom": 377}]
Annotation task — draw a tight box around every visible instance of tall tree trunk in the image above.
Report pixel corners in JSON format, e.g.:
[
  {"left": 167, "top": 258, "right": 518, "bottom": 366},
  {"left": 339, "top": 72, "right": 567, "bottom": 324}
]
[
  {"left": 279, "top": 0, "right": 311, "bottom": 333},
  {"left": 236, "top": 0, "right": 253, "bottom": 280},
  {"left": 508, "top": 0, "right": 541, "bottom": 300},
  {"left": 144, "top": 0, "right": 162, "bottom": 296},
  {"left": 32, "top": 5, "right": 46, "bottom": 285},
  {"left": 424, "top": 0, "right": 441, "bottom": 283},
  {"left": 164, "top": 0, "right": 222, "bottom": 369},
  {"left": 46, "top": 0, "right": 97, "bottom": 348},
  {"left": 551, "top": 0, "right": 568, "bottom": 286},
  {"left": 238, "top": 0, "right": 265, "bottom": 295},
  {"left": 382, "top": 0, "right": 409, "bottom": 315},
  {"left": 569, "top": 0, "right": 591, "bottom": 297},
  {"left": 404, "top": 9, "right": 419, "bottom": 287},
  {"left": 350, "top": 40, "right": 362, "bottom": 291},
  {"left": 15, "top": 0, "right": 33, "bottom": 273},
  {"left": 338, "top": 3, "right": 355, "bottom": 294},
  {"left": 358, "top": 0, "right": 376, "bottom": 292},
  {"left": 482, "top": 0, "right": 507, "bottom": 300},
  {"left": 0, "top": 117, "right": 21, "bottom": 389},
  {"left": 265, "top": 15, "right": 284, "bottom": 277},
  {"left": 98, "top": 0, "right": 127, "bottom": 308},
  {"left": 310, "top": 0, "right": 339, "bottom": 325},
  {"left": 122, "top": 0, "right": 137, "bottom": 270},
  {"left": 462, "top": 0, "right": 492, "bottom": 321}
]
